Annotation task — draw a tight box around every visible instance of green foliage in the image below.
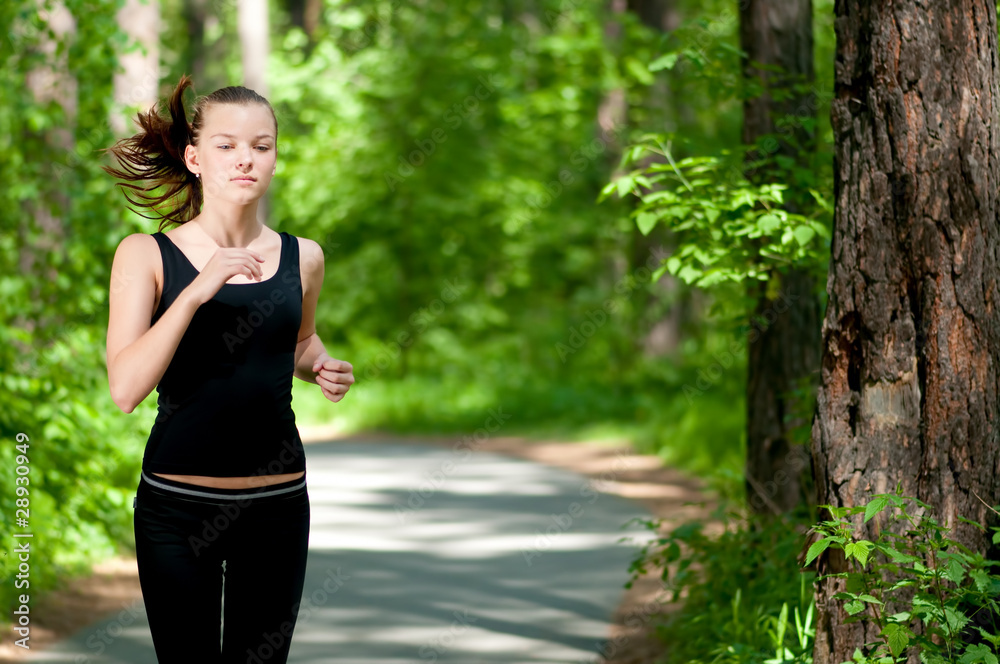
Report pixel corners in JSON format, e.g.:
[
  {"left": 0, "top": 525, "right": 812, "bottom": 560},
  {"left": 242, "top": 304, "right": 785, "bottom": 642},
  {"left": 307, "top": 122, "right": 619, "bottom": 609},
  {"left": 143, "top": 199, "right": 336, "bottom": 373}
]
[
  {"left": 625, "top": 500, "right": 817, "bottom": 664},
  {"left": 0, "top": 0, "right": 839, "bottom": 644},
  {"left": 0, "top": 0, "right": 148, "bottom": 626},
  {"left": 804, "top": 488, "right": 1000, "bottom": 664},
  {"left": 601, "top": 135, "right": 831, "bottom": 289},
  {"left": 623, "top": 489, "right": 1000, "bottom": 664}
]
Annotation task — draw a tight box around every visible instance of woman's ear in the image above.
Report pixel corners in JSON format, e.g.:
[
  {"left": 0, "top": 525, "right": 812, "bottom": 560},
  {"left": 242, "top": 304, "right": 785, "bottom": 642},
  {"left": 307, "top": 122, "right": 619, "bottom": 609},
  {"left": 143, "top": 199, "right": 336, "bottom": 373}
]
[{"left": 184, "top": 143, "right": 200, "bottom": 177}]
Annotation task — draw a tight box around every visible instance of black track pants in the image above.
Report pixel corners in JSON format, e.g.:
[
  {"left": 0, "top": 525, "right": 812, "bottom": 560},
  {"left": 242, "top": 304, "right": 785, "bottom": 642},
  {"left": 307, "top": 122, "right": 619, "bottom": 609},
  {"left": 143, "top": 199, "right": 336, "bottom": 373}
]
[{"left": 133, "top": 470, "right": 311, "bottom": 664}]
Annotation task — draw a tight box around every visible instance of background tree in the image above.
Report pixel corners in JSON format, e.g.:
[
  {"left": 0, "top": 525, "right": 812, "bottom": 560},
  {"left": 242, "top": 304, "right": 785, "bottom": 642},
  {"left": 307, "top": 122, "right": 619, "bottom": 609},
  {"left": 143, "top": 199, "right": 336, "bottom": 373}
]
[{"left": 739, "top": 0, "right": 822, "bottom": 515}]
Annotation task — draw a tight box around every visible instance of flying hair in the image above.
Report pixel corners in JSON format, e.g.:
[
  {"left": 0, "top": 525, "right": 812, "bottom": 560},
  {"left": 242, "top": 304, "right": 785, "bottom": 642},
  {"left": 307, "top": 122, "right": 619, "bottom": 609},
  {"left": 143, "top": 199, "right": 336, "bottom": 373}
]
[{"left": 102, "top": 74, "right": 277, "bottom": 230}]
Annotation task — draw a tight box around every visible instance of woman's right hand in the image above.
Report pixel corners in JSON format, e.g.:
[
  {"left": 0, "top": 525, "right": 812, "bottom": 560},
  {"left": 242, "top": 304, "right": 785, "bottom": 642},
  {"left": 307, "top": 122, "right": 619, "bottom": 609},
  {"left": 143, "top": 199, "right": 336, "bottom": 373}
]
[{"left": 187, "top": 247, "right": 266, "bottom": 304}]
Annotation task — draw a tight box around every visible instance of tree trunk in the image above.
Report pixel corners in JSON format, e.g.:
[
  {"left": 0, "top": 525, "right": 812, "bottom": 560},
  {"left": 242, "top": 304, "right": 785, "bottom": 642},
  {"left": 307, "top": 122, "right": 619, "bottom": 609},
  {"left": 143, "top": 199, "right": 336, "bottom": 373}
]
[
  {"left": 740, "top": 0, "right": 822, "bottom": 515},
  {"left": 625, "top": 0, "right": 694, "bottom": 361},
  {"left": 182, "top": 0, "right": 208, "bottom": 84},
  {"left": 237, "top": 0, "right": 270, "bottom": 223},
  {"left": 112, "top": 0, "right": 160, "bottom": 136},
  {"left": 24, "top": 1, "right": 75, "bottom": 289},
  {"left": 812, "top": 2, "right": 1000, "bottom": 661}
]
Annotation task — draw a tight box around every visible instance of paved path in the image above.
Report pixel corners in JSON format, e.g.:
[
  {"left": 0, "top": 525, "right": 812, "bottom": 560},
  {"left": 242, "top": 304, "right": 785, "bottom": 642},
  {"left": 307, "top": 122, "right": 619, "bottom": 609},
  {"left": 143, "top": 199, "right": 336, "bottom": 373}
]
[{"left": 25, "top": 439, "right": 656, "bottom": 663}]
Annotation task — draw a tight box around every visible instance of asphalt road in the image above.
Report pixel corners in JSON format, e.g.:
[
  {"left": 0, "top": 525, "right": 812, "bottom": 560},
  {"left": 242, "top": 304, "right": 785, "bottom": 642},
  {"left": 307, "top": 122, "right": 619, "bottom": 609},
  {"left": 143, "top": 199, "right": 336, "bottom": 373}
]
[{"left": 24, "top": 439, "right": 656, "bottom": 664}]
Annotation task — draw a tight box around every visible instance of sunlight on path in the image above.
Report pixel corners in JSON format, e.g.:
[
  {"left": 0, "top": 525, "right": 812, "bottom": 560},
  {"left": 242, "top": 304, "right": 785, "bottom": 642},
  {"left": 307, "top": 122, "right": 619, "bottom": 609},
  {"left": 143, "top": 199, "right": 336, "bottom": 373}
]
[{"left": 25, "top": 440, "right": 656, "bottom": 664}]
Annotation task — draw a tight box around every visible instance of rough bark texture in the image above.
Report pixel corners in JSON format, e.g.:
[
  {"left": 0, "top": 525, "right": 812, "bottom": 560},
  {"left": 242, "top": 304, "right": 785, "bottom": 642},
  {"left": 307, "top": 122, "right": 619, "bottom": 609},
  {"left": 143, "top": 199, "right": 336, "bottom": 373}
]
[
  {"left": 740, "top": 0, "right": 823, "bottom": 514},
  {"left": 812, "top": 2, "right": 1000, "bottom": 661}
]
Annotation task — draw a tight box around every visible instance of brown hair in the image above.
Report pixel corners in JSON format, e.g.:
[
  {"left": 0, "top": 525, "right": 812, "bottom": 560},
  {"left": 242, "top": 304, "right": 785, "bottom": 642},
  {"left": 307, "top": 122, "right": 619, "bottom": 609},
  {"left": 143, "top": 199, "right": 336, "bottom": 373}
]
[{"left": 102, "top": 74, "right": 278, "bottom": 230}]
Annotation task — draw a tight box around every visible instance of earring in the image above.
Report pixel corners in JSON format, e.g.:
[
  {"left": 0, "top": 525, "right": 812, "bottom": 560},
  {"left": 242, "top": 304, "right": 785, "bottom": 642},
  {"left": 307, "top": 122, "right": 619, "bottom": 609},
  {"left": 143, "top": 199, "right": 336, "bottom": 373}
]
[{"left": 195, "top": 173, "right": 200, "bottom": 178}]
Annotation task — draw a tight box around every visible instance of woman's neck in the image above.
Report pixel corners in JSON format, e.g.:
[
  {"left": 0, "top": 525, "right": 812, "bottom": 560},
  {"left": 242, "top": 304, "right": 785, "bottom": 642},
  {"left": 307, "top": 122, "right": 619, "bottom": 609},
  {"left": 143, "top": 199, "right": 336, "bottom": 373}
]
[{"left": 193, "top": 200, "right": 263, "bottom": 247}]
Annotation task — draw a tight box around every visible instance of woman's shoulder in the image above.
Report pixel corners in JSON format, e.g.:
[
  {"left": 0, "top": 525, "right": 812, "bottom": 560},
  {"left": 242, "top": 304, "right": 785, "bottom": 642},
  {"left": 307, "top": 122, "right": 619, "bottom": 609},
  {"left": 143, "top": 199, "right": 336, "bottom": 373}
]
[
  {"left": 110, "top": 233, "right": 162, "bottom": 290},
  {"left": 115, "top": 232, "right": 161, "bottom": 258},
  {"left": 284, "top": 233, "right": 324, "bottom": 282}
]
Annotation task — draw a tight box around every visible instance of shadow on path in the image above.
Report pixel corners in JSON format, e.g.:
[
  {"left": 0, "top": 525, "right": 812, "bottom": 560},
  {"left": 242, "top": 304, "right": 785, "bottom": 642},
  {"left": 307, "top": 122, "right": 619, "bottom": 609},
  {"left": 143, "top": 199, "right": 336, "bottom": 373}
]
[{"left": 25, "top": 440, "right": 656, "bottom": 663}]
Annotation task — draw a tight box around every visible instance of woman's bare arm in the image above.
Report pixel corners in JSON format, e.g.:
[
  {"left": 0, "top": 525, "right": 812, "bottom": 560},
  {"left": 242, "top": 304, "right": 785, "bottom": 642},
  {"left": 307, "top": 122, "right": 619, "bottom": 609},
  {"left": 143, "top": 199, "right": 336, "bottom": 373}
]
[{"left": 106, "top": 234, "right": 202, "bottom": 413}]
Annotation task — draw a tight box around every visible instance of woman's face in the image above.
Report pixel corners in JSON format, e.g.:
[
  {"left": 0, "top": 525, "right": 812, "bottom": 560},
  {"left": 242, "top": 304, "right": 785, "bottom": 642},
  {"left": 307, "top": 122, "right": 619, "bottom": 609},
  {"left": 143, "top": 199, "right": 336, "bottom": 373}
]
[{"left": 185, "top": 102, "right": 277, "bottom": 207}]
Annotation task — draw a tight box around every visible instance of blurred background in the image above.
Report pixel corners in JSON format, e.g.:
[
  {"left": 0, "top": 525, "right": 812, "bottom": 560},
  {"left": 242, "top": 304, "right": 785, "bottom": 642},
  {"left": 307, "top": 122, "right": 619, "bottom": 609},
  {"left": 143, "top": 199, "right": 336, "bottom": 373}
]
[{"left": 0, "top": 0, "right": 835, "bottom": 632}]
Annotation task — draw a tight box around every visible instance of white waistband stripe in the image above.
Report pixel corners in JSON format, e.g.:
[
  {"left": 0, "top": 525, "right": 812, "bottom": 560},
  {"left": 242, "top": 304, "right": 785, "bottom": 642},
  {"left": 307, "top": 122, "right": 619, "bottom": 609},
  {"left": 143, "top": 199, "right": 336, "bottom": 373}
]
[{"left": 140, "top": 471, "right": 306, "bottom": 500}]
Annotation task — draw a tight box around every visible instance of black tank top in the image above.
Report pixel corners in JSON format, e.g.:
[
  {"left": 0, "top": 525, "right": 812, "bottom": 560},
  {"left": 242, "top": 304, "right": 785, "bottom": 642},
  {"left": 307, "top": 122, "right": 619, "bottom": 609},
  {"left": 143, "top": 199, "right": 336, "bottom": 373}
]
[{"left": 142, "top": 230, "right": 307, "bottom": 477}]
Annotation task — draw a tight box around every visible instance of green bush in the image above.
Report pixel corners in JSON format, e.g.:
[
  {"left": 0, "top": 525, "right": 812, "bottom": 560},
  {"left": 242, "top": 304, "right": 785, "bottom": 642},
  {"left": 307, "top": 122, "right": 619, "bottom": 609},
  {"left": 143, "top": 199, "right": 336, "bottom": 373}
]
[
  {"left": 804, "top": 488, "right": 1000, "bottom": 663},
  {"left": 625, "top": 500, "right": 817, "bottom": 664}
]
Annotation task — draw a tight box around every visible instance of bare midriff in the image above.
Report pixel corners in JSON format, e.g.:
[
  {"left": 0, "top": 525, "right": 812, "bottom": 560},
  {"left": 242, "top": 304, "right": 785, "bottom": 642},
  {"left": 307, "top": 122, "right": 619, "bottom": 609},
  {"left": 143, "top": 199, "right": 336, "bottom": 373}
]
[{"left": 151, "top": 471, "right": 305, "bottom": 489}]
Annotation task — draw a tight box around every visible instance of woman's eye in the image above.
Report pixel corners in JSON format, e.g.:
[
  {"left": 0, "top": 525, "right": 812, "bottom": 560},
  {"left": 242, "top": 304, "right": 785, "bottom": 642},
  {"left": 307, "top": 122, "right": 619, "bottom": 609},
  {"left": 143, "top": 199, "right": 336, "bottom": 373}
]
[
  {"left": 255, "top": 146, "right": 270, "bottom": 151},
  {"left": 218, "top": 145, "right": 231, "bottom": 149}
]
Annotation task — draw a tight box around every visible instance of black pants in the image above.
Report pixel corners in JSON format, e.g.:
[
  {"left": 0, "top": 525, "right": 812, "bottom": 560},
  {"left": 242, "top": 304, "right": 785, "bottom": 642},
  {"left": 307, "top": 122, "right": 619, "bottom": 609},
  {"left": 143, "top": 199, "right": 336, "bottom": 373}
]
[{"left": 133, "top": 470, "right": 311, "bottom": 664}]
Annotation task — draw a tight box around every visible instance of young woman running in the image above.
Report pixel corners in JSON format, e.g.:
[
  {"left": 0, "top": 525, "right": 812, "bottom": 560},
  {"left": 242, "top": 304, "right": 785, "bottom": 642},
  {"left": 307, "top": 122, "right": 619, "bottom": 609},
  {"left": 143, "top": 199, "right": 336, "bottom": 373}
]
[{"left": 104, "top": 74, "right": 354, "bottom": 663}]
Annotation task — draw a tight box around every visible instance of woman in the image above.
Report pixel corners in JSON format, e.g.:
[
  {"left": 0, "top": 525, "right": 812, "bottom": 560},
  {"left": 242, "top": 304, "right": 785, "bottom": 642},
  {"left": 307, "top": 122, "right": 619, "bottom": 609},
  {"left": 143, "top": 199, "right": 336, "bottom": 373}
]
[{"left": 104, "top": 74, "right": 354, "bottom": 663}]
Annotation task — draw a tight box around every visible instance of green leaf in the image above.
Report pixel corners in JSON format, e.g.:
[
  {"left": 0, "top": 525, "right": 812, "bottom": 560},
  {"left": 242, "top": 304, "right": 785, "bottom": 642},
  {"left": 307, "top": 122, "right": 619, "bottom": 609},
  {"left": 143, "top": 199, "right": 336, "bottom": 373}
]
[
  {"left": 615, "top": 174, "right": 635, "bottom": 198},
  {"left": 945, "top": 605, "right": 971, "bottom": 633},
  {"left": 879, "top": 544, "right": 920, "bottom": 564},
  {"left": 625, "top": 56, "right": 654, "bottom": 85},
  {"left": 970, "top": 568, "right": 992, "bottom": 592},
  {"left": 756, "top": 213, "right": 781, "bottom": 234},
  {"left": 844, "top": 599, "right": 865, "bottom": 615},
  {"left": 804, "top": 537, "right": 831, "bottom": 566},
  {"left": 648, "top": 52, "right": 679, "bottom": 71},
  {"left": 881, "top": 623, "right": 909, "bottom": 658},
  {"left": 636, "top": 211, "right": 658, "bottom": 236},
  {"left": 943, "top": 557, "right": 966, "bottom": 585},
  {"left": 846, "top": 540, "right": 873, "bottom": 567},
  {"left": 959, "top": 643, "right": 998, "bottom": 664},
  {"left": 864, "top": 495, "right": 892, "bottom": 523},
  {"left": 975, "top": 626, "right": 1000, "bottom": 648},
  {"left": 677, "top": 264, "right": 700, "bottom": 284}
]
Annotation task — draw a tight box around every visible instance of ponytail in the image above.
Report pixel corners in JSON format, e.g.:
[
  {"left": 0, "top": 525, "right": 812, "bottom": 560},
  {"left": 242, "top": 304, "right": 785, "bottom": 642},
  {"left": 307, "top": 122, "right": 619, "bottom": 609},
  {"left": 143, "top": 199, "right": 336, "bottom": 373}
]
[
  {"left": 103, "top": 75, "right": 202, "bottom": 230},
  {"left": 104, "top": 74, "right": 278, "bottom": 230}
]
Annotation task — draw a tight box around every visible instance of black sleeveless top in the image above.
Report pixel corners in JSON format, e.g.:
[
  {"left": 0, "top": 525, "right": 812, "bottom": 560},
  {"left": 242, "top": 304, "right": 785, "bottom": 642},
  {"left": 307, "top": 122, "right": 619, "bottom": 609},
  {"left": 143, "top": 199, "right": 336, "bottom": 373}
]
[{"left": 142, "top": 230, "right": 307, "bottom": 477}]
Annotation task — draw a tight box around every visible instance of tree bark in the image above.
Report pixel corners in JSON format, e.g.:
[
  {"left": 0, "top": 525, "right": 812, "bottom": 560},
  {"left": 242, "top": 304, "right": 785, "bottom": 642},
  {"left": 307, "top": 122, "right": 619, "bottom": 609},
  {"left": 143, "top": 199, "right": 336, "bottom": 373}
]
[
  {"left": 812, "top": 2, "right": 1000, "bottom": 661},
  {"left": 237, "top": 0, "right": 270, "bottom": 223},
  {"left": 740, "top": 0, "right": 822, "bottom": 515},
  {"left": 112, "top": 0, "right": 160, "bottom": 136}
]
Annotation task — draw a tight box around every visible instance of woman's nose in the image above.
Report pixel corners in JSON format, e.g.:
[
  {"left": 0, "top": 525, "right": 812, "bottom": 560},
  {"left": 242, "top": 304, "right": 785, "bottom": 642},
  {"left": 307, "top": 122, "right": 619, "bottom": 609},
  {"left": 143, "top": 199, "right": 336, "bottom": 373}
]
[{"left": 237, "top": 147, "right": 254, "bottom": 168}]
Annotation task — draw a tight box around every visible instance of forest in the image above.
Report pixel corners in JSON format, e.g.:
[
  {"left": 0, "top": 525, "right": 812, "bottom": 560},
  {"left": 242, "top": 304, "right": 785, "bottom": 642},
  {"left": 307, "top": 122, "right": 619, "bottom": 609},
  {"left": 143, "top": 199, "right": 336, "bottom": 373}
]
[{"left": 2, "top": 0, "right": 1000, "bottom": 662}]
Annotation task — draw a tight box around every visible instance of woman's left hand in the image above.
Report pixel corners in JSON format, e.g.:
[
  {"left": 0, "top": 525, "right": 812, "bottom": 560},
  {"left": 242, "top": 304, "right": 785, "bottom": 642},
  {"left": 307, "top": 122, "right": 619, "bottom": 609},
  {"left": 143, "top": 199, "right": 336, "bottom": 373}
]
[{"left": 312, "top": 354, "right": 355, "bottom": 403}]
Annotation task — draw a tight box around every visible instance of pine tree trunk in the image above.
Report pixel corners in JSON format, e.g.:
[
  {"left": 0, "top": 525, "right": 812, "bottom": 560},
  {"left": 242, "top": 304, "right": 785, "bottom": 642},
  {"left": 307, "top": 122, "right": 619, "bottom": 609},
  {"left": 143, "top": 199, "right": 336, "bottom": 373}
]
[
  {"left": 740, "top": 0, "right": 822, "bottom": 515},
  {"left": 812, "top": 2, "right": 1000, "bottom": 661}
]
